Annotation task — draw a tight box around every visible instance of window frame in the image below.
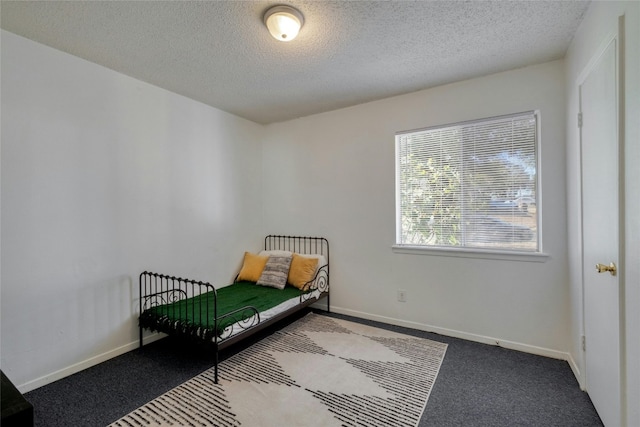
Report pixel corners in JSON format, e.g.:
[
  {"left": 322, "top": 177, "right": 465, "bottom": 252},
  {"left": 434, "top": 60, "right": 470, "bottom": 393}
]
[{"left": 393, "top": 111, "right": 547, "bottom": 262}]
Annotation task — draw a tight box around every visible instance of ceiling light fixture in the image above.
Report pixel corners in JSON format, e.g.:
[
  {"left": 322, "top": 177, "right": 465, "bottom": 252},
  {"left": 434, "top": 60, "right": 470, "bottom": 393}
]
[{"left": 263, "top": 5, "right": 304, "bottom": 42}]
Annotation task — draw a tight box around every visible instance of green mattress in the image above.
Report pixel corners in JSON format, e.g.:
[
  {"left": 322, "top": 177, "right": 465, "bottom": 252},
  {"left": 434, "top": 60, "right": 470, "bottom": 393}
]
[{"left": 139, "top": 281, "right": 307, "bottom": 342}]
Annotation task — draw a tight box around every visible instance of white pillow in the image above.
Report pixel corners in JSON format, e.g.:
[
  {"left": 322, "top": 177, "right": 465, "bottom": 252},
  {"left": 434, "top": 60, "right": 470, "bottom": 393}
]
[{"left": 259, "top": 250, "right": 293, "bottom": 257}]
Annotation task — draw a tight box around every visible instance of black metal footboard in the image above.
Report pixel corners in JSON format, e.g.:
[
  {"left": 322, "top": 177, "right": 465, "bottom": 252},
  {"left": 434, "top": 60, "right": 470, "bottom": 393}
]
[
  {"left": 139, "top": 271, "right": 264, "bottom": 383},
  {"left": 139, "top": 272, "right": 216, "bottom": 344}
]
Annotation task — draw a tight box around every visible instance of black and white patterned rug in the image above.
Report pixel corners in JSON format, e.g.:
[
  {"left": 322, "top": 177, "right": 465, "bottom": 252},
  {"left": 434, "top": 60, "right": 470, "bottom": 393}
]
[{"left": 110, "top": 313, "right": 447, "bottom": 427}]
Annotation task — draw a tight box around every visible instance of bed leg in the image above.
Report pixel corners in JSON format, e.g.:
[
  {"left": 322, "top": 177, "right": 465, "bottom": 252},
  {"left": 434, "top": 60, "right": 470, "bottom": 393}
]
[
  {"left": 139, "top": 327, "right": 143, "bottom": 348},
  {"left": 327, "top": 294, "right": 331, "bottom": 313},
  {"left": 214, "top": 345, "right": 219, "bottom": 384}
]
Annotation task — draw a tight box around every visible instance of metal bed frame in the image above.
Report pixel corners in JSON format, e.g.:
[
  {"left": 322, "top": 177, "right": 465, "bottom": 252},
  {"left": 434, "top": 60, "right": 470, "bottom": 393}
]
[{"left": 138, "top": 235, "right": 329, "bottom": 383}]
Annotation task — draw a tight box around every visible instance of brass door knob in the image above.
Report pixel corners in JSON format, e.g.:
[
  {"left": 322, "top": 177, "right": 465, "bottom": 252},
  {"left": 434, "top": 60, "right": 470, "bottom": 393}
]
[{"left": 596, "top": 262, "right": 617, "bottom": 276}]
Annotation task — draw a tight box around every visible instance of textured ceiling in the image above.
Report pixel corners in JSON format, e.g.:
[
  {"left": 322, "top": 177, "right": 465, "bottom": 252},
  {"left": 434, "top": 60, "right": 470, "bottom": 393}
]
[{"left": 1, "top": 1, "right": 590, "bottom": 124}]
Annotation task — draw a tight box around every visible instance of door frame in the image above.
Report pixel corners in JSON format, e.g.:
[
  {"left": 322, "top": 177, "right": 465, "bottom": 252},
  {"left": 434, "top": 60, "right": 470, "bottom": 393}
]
[{"left": 576, "top": 15, "right": 626, "bottom": 426}]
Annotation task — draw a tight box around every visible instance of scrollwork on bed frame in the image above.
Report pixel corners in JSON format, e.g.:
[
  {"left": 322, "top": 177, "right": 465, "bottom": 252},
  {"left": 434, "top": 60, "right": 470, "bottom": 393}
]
[
  {"left": 300, "top": 265, "right": 329, "bottom": 304},
  {"left": 141, "top": 289, "right": 188, "bottom": 311},
  {"left": 217, "top": 306, "right": 261, "bottom": 338}
]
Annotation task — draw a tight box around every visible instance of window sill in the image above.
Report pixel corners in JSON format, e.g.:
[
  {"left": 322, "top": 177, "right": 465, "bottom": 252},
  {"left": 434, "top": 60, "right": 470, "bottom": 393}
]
[{"left": 391, "top": 245, "right": 549, "bottom": 262}]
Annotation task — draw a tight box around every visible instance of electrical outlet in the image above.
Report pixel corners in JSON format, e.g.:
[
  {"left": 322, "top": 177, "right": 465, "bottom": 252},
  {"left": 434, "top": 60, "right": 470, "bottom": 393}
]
[{"left": 397, "top": 290, "right": 407, "bottom": 302}]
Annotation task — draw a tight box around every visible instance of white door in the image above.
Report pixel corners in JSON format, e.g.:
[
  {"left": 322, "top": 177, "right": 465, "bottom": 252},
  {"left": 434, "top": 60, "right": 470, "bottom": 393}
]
[{"left": 579, "top": 31, "right": 622, "bottom": 427}]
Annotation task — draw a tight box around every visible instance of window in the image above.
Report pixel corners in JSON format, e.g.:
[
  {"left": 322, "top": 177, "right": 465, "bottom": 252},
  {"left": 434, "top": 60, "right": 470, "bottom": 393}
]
[{"left": 395, "top": 111, "right": 540, "bottom": 253}]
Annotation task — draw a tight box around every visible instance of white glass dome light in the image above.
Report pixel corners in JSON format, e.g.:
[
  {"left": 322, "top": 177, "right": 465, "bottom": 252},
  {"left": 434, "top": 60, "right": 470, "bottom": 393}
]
[{"left": 263, "top": 5, "right": 304, "bottom": 42}]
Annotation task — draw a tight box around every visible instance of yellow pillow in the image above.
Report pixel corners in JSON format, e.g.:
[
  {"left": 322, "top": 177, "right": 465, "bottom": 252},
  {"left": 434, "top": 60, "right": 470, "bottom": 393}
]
[
  {"left": 237, "top": 252, "right": 269, "bottom": 282},
  {"left": 287, "top": 253, "right": 319, "bottom": 290}
]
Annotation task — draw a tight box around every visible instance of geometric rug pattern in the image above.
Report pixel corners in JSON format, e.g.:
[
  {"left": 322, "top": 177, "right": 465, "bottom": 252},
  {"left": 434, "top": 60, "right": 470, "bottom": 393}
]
[{"left": 109, "top": 313, "right": 447, "bottom": 427}]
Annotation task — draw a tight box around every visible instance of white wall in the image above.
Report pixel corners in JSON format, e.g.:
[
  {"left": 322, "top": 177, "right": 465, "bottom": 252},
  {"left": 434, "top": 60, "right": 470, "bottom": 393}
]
[
  {"left": 262, "top": 60, "right": 569, "bottom": 357},
  {"left": 0, "top": 30, "right": 264, "bottom": 391},
  {"left": 565, "top": 2, "right": 640, "bottom": 425}
]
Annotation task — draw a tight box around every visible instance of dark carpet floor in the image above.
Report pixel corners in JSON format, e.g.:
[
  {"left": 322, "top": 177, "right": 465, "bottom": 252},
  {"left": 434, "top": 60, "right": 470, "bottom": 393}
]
[{"left": 24, "top": 309, "right": 603, "bottom": 426}]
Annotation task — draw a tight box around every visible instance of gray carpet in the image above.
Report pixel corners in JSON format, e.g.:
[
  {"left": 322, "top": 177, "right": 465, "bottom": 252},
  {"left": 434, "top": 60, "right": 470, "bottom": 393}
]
[{"left": 24, "top": 309, "right": 603, "bottom": 426}]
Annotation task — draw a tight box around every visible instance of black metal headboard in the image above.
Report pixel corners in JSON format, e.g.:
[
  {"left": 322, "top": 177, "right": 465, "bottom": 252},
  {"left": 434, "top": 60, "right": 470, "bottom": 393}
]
[{"left": 264, "top": 235, "right": 329, "bottom": 260}]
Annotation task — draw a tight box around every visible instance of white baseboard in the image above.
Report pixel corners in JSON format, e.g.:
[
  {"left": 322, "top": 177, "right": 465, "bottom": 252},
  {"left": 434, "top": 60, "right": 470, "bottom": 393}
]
[
  {"left": 330, "top": 305, "right": 571, "bottom": 362},
  {"left": 18, "top": 333, "right": 165, "bottom": 394},
  {"left": 567, "top": 351, "right": 585, "bottom": 390},
  {"left": 19, "top": 305, "right": 580, "bottom": 394}
]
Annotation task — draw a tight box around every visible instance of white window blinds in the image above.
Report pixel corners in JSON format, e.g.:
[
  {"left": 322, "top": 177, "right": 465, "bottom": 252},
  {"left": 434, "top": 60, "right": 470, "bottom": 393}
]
[{"left": 396, "top": 111, "right": 539, "bottom": 252}]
